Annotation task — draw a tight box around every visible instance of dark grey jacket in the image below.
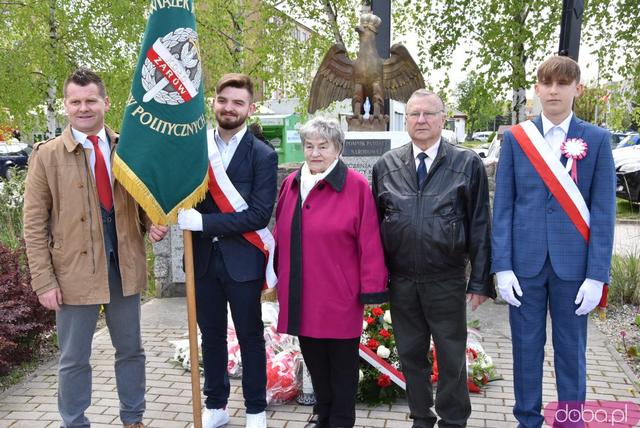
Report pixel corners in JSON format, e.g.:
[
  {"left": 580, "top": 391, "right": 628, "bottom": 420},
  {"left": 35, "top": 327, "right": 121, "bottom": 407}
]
[{"left": 372, "top": 141, "right": 495, "bottom": 297}]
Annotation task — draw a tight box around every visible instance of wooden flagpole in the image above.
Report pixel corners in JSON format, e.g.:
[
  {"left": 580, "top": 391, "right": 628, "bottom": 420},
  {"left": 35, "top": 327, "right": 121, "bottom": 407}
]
[{"left": 183, "top": 230, "right": 202, "bottom": 428}]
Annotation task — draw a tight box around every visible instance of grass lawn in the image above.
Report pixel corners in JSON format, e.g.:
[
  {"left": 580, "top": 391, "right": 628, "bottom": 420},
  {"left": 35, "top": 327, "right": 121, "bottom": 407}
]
[
  {"left": 461, "top": 140, "right": 487, "bottom": 149},
  {"left": 617, "top": 197, "right": 640, "bottom": 219}
]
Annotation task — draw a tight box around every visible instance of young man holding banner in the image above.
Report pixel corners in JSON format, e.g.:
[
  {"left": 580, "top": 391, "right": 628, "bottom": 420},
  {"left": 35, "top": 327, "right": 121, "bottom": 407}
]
[
  {"left": 178, "top": 73, "right": 278, "bottom": 428},
  {"left": 492, "top": 55, "right": 615, "bottom": 428}
]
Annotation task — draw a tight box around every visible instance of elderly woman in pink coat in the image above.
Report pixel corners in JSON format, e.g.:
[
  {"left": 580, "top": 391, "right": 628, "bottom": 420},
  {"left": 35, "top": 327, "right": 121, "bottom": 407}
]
[{"left": 275, "top": 117, "right": 388, "bottom": 428}]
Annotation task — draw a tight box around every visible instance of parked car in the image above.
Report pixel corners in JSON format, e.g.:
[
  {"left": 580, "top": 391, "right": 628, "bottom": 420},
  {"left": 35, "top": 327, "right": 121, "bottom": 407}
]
[
  {"left": 475, "top": 125, "right": 512, "bottom": 165},
  {"left": 609, "top": 131, "right": 632, "bottom": 150},
  {"left": 613, "top": 145, "right": 640, "bottom": 203},
  {"left": 478, "top": 134, "right": 502, "bottom": 166},
  {"left": 0, "top": 142, "right": 31, "bottom": 179},
  {"left": 442, "top": 129, "right": 458, "bottom": 144},
  {"left": 472, "top": 142, "right": 490, "bottom": 158},
  {"left": 616, "top": 133, "right": 640, "bottom": 149},
  {"left": 471, "top": 131, "right": 494, "bottom": 142}
]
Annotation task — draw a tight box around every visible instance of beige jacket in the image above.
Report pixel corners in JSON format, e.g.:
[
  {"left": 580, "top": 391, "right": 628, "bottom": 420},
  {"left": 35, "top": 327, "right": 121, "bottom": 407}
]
[{"left": 23, "top": 125, "right": 150, "bottom": 305}]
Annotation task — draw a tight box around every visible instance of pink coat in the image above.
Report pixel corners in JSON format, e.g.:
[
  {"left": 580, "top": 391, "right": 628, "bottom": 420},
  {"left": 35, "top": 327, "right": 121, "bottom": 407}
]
[{"left": 275, "top": 160, "right": 388, "bottom": 339}]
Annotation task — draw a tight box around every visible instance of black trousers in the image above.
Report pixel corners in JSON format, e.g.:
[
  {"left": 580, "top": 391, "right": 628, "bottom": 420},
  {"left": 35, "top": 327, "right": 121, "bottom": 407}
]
[
  {"left": 299, "top": 336, "right": 360, "bottom": 428},
  {"left": 195, "top": 245, "right": 266, "bottom": 414},
  {"left": 389, "top": 275, "right": 470, "bottom": 428}
]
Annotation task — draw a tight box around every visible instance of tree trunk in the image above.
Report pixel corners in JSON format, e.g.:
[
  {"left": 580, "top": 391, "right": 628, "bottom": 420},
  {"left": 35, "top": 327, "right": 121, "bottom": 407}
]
[
  {"left": 323, "top": 0, "right": 345, "bottom": 45},
  {"left": 510, "top": 5, "right": 529, "bottom": 125},
  {"left": 46, "top": 0, "right": 58, "bottom": 138},
  {"left": 511, "top": 88, "right": 526, "bottom": 124}
]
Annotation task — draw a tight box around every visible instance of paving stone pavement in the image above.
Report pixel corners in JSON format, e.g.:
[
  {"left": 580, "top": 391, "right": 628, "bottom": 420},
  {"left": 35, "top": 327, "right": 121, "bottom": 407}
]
[{"left": 1, "top": 297, "right": 638, "bottom": 428}]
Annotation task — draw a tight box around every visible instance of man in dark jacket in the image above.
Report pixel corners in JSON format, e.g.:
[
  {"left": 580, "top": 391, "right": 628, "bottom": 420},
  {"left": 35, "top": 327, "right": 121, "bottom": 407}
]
[
  {"left": 372, "top": 89, "right": 494, "bottom": 428},
  {"left": 177, "top": 73, "right": 278, "bottom": 428}
]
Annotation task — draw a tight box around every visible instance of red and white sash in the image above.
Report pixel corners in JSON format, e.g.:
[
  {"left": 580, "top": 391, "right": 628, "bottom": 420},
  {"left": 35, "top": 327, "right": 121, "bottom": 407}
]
[
  {"left": 358, "top": 343, "right": 406, "bottom": 389},
  {"left": 512, "top": 121, "right": 590, "bottom": 242},
  {"left": 206, "top": 130, "right": 277, "bottom": 289},
  {"left": 512, "top": 121, "right": 608, "bottom": 309}
]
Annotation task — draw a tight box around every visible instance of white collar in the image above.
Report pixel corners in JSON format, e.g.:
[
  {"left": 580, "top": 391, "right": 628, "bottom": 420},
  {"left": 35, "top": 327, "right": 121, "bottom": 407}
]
[
  {"left": 412, "top": 139, "right": 440, "bottom": 160},
  {"left": 301, "top": 158, "right": 339, "bottom": 183},
  {"left": 215, "top": 125, "right": 247, "bottom": 146},
  {"left": 541, "top": 112, "right": 573, "bottom": 136},
  {"left": 72, "top": 127, "right": 108, "bottom": 146}
]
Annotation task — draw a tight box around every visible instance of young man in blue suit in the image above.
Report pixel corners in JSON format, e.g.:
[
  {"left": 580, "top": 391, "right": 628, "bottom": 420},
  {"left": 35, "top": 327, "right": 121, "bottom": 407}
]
[
  {"left": 492, "top": 55, "right": 615, "bottom": 428},
  {"left": 178, "top": 73, "right": 278, "bottom": 428}
]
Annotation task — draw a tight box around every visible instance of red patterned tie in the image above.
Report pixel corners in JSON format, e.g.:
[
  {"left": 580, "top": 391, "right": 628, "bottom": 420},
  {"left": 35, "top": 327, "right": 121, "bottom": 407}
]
[{"left": 87, "top": 135, "right": 113, "bottom": 211}]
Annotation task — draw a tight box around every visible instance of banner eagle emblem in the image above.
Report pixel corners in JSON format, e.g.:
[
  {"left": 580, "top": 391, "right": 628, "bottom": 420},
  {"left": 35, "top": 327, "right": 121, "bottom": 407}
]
[{"left": 142, "top": 27, "right": 202, "bottom": 105}]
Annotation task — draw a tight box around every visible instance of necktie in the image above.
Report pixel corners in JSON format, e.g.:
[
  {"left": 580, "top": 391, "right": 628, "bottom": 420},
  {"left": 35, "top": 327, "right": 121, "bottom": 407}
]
[
  {"left": 417, "top": 152, "right": 428, "bottom": 189},
  {"left": 87, "top": 135, "right": 113, "bottom": 211},
  {"left": 547, "top": 126, "right": 564, "bottom": 159}
]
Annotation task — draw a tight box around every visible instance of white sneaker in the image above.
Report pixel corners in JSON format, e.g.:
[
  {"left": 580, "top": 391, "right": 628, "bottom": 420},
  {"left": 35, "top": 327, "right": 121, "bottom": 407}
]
[
  {"left": 245, "top": 411, "right": 267, "bottom": 428},
  {"left": 193, "top": 407, "right": 229, "bottom": 428}
]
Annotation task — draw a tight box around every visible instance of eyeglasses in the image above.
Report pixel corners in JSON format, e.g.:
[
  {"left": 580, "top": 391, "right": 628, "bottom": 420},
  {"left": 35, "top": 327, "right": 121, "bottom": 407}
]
[{"left": 407, "top": 111, "right": 443, "bottom": 119}]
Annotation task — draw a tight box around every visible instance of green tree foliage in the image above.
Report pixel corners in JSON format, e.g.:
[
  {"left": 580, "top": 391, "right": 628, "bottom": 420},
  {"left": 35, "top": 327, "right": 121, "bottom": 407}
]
[
  {"left": 585, "top": 0, "right": 640, "bottom": 85},
  {"left": 0, "top": 0, "right": 331, "bottom": 136},
  {"left": 391, "top": 0, "right": 563, "bottom": 123},
  {"left": 574, "top": 85, "right": 607, "bottom": 124},
  {"left": 392, "top": 0, "right": 640, "bottom": 125},
  {"left": 0, "top": 0, "right": 148, "bottom": 136},
  {"left": 196, "top": 1, "right": 330, "bottom": 109},
  {"left": 3, "top": 0, "right": 637, "bottom": 134},
  {"left": 455, "top": 72, "right": 504, "bottom": 133}
]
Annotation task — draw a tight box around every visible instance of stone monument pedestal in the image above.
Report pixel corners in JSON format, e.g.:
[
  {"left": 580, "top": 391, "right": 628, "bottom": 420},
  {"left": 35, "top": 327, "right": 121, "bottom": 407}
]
[{"left": 346, "top": 115, "right": 389, "bottom": 132}]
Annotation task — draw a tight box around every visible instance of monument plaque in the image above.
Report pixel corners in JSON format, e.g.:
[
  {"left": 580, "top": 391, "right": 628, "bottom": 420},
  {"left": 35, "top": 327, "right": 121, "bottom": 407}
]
[
  {"left": 343, "top": 139, "right": 390, "bottom": 157},
  {"left": 342, "top": 131, "right": 409, "bottom": 180}
]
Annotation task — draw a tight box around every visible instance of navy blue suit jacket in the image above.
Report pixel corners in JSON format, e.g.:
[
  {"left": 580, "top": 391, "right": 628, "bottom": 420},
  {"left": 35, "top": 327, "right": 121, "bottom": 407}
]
[
  {"left": 191, "top": 130, "right": 278, "bottom": 282},
  {"left": 491, "top": 115, "right": 615, "bottom": 283}
]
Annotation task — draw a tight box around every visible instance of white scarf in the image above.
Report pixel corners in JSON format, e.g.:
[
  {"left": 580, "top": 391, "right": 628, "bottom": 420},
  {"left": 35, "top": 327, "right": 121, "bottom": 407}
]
[{"left": 300, "top": 158, "right": 339, "bottom": 204}]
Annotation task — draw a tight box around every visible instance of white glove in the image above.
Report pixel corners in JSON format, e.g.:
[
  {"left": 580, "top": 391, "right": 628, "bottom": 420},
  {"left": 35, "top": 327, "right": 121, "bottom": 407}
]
[
  {"left": 177, "top": 208, "right": 203, "bottom": 232},
  {"left": 496, "top": 270, "right": 523, "bottom": 307},
  {"left": 574, "top": 278, "right": 604, "bottom": 316}
]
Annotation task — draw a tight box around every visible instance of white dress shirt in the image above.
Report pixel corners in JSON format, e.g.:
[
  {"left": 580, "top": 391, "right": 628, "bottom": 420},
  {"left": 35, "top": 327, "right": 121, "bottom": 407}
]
[
  {"left": 541, "top": 112, "right": 573, "bottom": 160},
  {"left": 72, "top": 127, "right": 112, "bottom": 183},
  {"left": 214, "top": 126, "right": 247, "bottom": 170},
  {"left": 412, "top": 139, "right": 440, "bottom": 174}
]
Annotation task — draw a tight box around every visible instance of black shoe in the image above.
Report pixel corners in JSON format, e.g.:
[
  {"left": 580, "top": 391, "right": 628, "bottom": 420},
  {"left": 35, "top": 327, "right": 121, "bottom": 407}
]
[{"left": 304, "top": 414, "right": 321, "bottom": 428}]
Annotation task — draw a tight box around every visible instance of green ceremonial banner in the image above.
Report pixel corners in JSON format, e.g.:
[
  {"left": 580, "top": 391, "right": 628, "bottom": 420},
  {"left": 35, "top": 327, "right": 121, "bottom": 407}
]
[{"left": 114, "top": 0, "right": 208, "bottom": 225}]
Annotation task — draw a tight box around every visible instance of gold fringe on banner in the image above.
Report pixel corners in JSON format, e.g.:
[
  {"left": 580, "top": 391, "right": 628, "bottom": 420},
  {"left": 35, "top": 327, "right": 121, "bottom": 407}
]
[{"left": 112, "top": 152, "right": 209, "bottom": 226}]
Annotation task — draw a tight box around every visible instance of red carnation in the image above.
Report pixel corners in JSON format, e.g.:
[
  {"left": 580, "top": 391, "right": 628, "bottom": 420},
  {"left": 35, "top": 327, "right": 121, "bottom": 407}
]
[
  {"left": 372, "top": 307, "right": 384, "bottom": 316},
  {"left": 467, "top": 348, "right": 478, "bottom": 359},
  {"left": 366, "top": 316, "right": 375, "bottom": 325},
  {"left": 377, "top": 374, "right": 392, "bottom": 388},
  {"left": 366, "top": 338, "right": 379, "bottom": 350},
  {"left": 379, "top": 329, "right": 391, "bottom": 338}
]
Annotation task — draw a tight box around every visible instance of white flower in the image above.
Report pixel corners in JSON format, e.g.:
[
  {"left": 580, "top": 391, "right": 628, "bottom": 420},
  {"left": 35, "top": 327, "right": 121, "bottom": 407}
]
[
  {"left": 359, "top": 369, "right": 364, "bottom": 382},
  {"left": 383, "top": 310, "right": 392, "bottom": 324},
  {"left": 376, "top": 345, "right": 391, "bottom": 359},
  {"left": 362, "top": 320, "right": 368, "bottom": 331}
]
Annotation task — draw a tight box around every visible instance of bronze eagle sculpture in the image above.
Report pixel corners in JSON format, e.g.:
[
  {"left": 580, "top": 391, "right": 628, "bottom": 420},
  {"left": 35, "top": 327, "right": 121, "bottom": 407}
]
[{"left": 308, "top": 12, "right": 425, "bottom": 119}]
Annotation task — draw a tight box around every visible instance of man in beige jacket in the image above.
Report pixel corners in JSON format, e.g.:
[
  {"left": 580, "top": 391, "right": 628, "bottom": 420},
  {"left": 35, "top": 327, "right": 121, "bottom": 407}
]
[{"left": 23, "top": 68, "right": 168, "bottom": 428}]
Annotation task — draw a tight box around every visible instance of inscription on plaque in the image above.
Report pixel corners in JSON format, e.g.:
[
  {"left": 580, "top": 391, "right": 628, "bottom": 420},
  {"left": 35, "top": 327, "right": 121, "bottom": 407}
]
[
  {"left": 342, "top": 139, "right": 390, "bottom": 157},
  {"left": 342, "top": 138, "right": 392, "bottom": 181}
]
